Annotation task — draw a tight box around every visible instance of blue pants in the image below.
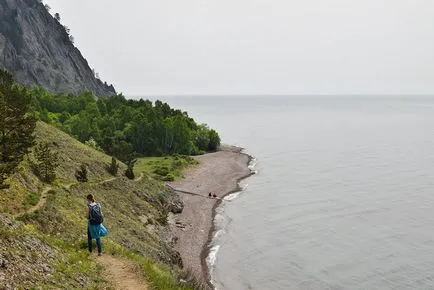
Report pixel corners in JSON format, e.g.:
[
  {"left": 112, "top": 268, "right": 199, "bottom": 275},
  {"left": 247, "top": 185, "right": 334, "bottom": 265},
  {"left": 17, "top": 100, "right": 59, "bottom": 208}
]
[{"left": 87, "top": 226, "right": 102, "bottom": 254}]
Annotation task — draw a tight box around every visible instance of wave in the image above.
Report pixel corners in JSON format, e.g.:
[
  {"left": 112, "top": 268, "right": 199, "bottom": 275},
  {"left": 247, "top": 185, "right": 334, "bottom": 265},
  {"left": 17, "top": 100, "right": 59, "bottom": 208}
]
[
  {"left": 224, "top": 184, "right": 249, "bottom": 201},
  {"left": 206, "top": 244, "right": 221, "bottom": 268},
  {"left": 207, "top": 151, "right": 258, "bottom": 288}
]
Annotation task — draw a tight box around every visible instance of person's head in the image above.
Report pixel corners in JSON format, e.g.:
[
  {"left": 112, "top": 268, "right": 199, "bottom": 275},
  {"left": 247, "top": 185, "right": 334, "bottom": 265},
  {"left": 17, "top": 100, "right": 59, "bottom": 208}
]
[{"left": 87, "top": 194, "right": 95, "bottom": 204}]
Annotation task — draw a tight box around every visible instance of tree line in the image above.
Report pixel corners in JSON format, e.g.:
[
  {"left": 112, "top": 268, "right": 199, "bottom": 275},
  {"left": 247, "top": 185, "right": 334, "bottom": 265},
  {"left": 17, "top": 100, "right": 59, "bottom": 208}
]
[{"left": 30, "top": 88, "right": 220, "bottom": 162}]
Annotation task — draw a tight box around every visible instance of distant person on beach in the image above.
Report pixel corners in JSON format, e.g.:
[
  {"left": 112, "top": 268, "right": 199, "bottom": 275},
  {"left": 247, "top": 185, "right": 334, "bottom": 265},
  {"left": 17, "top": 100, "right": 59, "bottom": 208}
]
[
  {"left": 85, "top": 194, "right": 108, "bottom": 256},
  {"left": 209, "top": 192, "right": 212, "bottom": 198},
  {"left": 213, "top": 193, "right": 217, "bottom": 198}
]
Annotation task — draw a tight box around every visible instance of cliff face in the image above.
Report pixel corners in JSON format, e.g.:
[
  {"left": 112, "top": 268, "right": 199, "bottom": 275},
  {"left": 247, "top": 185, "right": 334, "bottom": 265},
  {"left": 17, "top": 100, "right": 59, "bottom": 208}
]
[{"left": 0, "top": 0, "right": 115, "bottom": 97}]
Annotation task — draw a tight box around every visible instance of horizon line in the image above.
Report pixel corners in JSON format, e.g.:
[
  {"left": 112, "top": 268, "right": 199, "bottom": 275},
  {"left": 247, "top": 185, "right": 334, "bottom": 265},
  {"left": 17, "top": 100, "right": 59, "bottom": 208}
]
[{"left": 124, "top": 93, "right": 434, "bottom": 98}]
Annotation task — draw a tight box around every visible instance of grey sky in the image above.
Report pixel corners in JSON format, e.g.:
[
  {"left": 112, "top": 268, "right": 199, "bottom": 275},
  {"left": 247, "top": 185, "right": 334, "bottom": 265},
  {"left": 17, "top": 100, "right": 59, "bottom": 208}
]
[{"left": 46, "top": 0, "right": 434, "bottom": 95}]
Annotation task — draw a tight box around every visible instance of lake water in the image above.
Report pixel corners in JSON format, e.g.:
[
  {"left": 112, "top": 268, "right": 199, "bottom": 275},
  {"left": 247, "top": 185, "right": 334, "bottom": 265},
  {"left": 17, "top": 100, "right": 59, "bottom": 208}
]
[{"left": 150, "top": 95, "right": 434, "bottom": 290}]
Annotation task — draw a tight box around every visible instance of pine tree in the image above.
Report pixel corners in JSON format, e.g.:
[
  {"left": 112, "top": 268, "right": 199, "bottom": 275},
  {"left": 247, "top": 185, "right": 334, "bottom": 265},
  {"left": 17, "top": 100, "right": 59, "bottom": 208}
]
[
  {"left": 107, "top": 156, "right": 118, "bottom": 176},
  {"left": 32, "top": 142, "right": 59, "bottom": 183},
  {"left": 0, "top": 70, "right": 36, "bottom": 189},
  {"left": 125, "top": 159, "right": 136, "bottom": 180},
  {"left": 75, "top": 164, "right": 88, "bottom": 182}
]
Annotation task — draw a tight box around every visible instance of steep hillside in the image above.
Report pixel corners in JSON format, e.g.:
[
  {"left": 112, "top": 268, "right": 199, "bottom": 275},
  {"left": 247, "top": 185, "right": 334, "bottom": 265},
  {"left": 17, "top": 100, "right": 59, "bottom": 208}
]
[
  {"left": 0, "top": 122, "right": 199, "bottom": 289},
  {"left": 0, "top": 0, "right": 115, "bottom": 97}
]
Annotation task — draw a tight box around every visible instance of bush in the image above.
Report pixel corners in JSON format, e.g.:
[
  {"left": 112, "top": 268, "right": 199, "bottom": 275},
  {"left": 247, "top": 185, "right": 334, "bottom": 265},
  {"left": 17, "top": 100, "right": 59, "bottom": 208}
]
[
  {"left": 75, "top": 164, "right": 88, "bottom": 182},
  {"left": 163, "top": 174, "right": 175, "bottom": 181},
  {"left": 156, "top": 214, "right": 168, "bottom": 225},
  {"left": 153, "top": 166, "right": 169, "bottom": 176},
  {"left": 25, "top": 191, "right": 40, "bottom": 206},
  {"left": 85, "top": 137, "right": 102, "bottom": 151},
  {"left": 208, "top": 129, "right": 220, "bottom": 151},
  {"left": 171, "top": 160, "right": 185, "bottom": 171},
  {"left": 125, "top": 159, "right": 136, "bottom": 180},
  {"left": 107, "top": 156, "right": 119, "bottom": 176}
]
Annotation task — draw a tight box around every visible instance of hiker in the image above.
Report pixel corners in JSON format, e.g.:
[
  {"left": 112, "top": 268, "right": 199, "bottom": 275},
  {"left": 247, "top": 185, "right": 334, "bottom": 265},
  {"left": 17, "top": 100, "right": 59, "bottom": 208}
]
[
  {"left": 85, "top": 194, "right": 108, "bottom": 256},
  {"left": 208, "top": 192, "right": 212, "bottom": 198},
  {"left": 213, "top": 193, "right": 217, "bottom": 199}
]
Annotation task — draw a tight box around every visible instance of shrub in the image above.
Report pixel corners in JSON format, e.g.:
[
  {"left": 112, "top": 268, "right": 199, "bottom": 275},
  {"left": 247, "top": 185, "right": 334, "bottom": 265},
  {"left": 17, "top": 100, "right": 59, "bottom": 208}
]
[
  {"left": 125, "top": 159, "right": 136, "bottom": 180},
  {"left": 163, "top": 174, "right": 175, "bottom": 181},
  {"left": 84, "top": 137, "right": 102, "bottom": 151},
  {"left": 107, "top": 156, "right": 119, "bottom": 176},
  {"left": 153, "top": 166, "right": 169, "bottom": 176},
  {"left": 25, "top": 191, "right": 40, "bottom": 206},
  {"left": 75, "top": 164, "right": 88, "bottom": 182},
  {"left": 208, "top": 129, "right": 220, "bottom": 151},
  {"left": 171, "top": 160, "right": 185, "bottom": 171}
]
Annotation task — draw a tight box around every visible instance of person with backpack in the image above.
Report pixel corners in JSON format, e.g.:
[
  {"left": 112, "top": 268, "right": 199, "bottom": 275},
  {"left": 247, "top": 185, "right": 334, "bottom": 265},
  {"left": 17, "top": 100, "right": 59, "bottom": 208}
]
[{"left": 85, "top": 194, "right": 107, "bottom": 256}]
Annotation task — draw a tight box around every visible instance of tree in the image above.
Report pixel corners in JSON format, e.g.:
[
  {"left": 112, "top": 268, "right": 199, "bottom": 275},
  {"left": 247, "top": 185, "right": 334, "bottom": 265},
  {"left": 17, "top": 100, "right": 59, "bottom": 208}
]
[
  {"left": 107, "top": 156, "right": 119, "bottom": 176},
  {"left": 69, "top": 35, "right": 75, "bottom": 44},
  {"left": 44, "top": 4, "right": 51, "bottom": 12},
  {"left": 54, "top": 13, "right": 60, "bottom": 22},
  {"left": 85, "top": 137, "right": 102, "bottom": 151},
  {"left": 31, "top": 142, "right": 59, "bottom": 183},
  {"left": 75, "top": 164, "right": 88, "bottom": 182},
  {"left": 125, "top": 159, "right": 136, "bottom": 180},
  {"left": 195, "top": 124, "right": 210, "bottom": 152},
  {"left": 0, "top": 70, "right": 36, "bottom": 189},
  {"left": 30, "top": 92, "right": 223, "bottom": 159},
  {"left": 208, "top": 129, "right": 220, "bottom": 151}
]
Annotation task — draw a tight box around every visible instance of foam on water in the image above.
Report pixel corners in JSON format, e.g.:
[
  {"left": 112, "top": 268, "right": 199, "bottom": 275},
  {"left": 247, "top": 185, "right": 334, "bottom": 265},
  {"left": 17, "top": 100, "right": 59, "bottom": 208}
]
[{"left": 207, "top": 153, "right": 257, "bottom": 287}]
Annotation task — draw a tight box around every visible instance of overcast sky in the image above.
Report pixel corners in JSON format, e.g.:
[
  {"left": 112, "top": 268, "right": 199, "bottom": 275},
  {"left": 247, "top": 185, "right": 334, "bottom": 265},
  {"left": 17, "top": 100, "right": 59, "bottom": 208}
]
[{"left": 46, "top": 0, "right": 434, "bottom": 96}]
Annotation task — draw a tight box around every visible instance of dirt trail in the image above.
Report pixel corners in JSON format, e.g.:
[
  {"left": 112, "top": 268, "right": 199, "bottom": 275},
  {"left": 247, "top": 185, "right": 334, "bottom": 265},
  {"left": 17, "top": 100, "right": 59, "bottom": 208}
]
[
  {"left": 15, "top": 186, "right": 51, "bottom": 218},
  {"left": 17, "top": 173, "right": 145, "bottom": 218},
  {"left": 97, "top": 177, "right": 117, "bottom": 185},
  {"left": 98, "top": 255, "right": 148, "bottom": 290},
  {"left": 134, "top": 172, "right": 144, "bottom": 182}
]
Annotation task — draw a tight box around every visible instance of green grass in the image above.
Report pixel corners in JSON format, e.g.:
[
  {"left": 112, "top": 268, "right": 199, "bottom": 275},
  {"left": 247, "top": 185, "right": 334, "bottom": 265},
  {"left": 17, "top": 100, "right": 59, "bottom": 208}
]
[
  {"left": 135, "top": 155, "right": 199, "bottom": 181},
  {"left": 1, "top": 121, "right": 201, "bottom": 289},
  {"left": 0, "top": 221, "right": 111, "bottom": 289},
  {"left": 24, "top": 191, "right": 40, "bottom": 207}
]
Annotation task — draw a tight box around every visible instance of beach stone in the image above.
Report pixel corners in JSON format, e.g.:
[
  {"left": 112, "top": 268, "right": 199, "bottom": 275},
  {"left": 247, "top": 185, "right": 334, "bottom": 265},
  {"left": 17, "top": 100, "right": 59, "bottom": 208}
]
[
  {"left": 170, "top": 195, "right": 184, "bottom": 214},
  {"left": 170, "top": 251, "right": 183, "bottom": 268}
]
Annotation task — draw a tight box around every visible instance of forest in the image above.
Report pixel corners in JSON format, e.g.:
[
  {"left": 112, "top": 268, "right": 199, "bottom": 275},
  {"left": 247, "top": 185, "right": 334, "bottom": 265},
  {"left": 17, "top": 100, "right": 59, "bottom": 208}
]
[{"left": 29, "top": 88, "right": 221, "bottom": 162}]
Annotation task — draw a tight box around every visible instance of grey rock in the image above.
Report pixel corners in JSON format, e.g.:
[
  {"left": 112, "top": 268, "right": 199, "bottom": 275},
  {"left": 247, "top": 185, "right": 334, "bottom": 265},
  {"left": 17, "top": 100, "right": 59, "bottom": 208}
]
[
  {"left": 170, "top": 194, "right": 184, "bottom": 214},
  {"left": 0, "top": 258, "right": 8, "bottom": 268},
  {"left": 0, "top": 0, "right": 116, "bottom": 97}
]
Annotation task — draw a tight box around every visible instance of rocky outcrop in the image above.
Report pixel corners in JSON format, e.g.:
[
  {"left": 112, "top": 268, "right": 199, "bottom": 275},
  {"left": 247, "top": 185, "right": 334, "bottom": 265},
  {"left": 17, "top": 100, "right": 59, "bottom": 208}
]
[
  {"left": 170, "top": 193, "right": 184, "bottom": 214},
  {"left": 0, "top": 0, "right": 116, "bottom": 97}
]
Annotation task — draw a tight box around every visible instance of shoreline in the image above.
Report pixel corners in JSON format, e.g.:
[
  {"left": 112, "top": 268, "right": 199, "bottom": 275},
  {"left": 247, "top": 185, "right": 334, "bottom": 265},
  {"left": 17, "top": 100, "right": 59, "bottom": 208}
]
[
  {"left": 201, "top": 151, "right": 255, "bottom": 288},
  {"left": 168, "top": 147, "right": 255, "bottom": 288}
]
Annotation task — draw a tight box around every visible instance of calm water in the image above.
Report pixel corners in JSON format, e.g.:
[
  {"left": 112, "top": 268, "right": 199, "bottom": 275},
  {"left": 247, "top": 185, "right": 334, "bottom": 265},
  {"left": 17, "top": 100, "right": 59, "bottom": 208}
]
[{"left": 151, "top": 96, "right": 434, "bottom": 290}]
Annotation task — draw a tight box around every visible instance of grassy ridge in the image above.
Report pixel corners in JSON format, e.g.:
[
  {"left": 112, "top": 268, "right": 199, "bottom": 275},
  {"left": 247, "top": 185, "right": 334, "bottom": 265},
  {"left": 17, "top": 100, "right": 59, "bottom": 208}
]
[{"left": 0, "top": 122, "right": 201, "bottom": 289}]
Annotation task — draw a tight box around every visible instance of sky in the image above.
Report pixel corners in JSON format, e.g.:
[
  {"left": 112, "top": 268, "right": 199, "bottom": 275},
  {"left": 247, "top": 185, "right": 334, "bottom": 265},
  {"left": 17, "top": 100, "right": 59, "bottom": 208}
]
[{"left": 46, "top": 0, "right": 434, "bottom": 96}]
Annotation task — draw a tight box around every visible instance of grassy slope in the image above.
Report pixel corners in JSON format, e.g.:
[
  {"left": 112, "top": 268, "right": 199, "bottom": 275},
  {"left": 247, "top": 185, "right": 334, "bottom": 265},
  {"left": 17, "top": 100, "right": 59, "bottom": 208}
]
[
  {"left": 135, "top": 155, "right": 199, "bottom": 181},
  {"left": 0, "top": 122, "right": 196, "bottom": 290}
]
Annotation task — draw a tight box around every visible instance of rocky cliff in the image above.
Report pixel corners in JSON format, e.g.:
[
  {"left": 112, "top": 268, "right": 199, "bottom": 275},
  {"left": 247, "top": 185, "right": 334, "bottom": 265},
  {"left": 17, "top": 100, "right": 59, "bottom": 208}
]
[{"left": 0, "top": 0, "right": 115, "bottom": 97}]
